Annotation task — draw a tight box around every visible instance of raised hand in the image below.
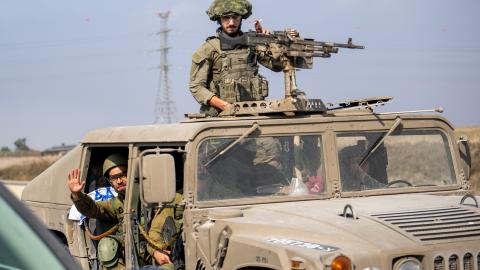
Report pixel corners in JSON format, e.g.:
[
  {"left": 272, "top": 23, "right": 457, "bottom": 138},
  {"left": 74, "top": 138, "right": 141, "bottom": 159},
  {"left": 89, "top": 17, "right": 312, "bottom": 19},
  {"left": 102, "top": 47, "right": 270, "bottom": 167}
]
[
  {"left": 67, "top": 168, "right": 85, "bottom": 198},
  {"left": 254, "top": 19, "right": 270, "bottom": 35}
]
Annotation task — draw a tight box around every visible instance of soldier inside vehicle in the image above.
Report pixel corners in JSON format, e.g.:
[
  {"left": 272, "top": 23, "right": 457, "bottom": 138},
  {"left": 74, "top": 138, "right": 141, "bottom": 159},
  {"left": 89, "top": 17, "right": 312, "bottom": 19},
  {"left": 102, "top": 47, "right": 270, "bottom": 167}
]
[{"left": 67, "top": 148, "right": 183, "bottom": 270}]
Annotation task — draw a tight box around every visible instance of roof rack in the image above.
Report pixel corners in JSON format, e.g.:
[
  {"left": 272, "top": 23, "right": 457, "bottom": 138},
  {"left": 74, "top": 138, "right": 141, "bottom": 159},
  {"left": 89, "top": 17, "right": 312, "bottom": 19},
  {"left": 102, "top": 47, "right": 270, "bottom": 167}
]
[
  {"left": 186, "top": 97, "right": 327, "bottom": 119},
  {"left": 327, "top": 96, "right": 393, "bottom": 112}
]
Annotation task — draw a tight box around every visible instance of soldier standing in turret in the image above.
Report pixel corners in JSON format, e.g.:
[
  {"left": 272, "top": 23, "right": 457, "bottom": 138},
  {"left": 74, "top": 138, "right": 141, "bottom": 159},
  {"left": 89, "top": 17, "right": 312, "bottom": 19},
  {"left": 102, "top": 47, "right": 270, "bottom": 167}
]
[
  {"left": 189, "top": 0, "right": 299, "bottom": 195},
  {"left": 189, "top": 0, "right": 285, "bottom": 116}
]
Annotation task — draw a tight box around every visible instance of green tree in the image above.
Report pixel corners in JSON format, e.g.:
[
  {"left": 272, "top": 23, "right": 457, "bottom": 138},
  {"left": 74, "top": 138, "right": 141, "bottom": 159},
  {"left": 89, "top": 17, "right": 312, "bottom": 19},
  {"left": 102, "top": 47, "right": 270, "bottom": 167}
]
[
  {"left": 14, "top": 138, "right": 30, "bottom": 152},
  {"left": 0, "top": 146, "right": 11, "bottom": 152}
]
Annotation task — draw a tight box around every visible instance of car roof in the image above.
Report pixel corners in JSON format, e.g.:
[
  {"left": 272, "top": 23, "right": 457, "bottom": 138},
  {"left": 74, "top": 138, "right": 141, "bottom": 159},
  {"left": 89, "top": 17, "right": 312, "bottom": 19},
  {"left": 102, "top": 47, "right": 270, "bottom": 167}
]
[{"left": 0, "top": 182, "right": 80, "bottom": 270}]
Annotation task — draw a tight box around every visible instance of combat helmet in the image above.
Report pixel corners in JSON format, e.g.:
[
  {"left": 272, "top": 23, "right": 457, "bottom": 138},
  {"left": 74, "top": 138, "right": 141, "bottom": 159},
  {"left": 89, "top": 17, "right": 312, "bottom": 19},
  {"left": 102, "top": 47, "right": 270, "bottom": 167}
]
[
  {"left": 98, "top": 237, "right": 119, "bottom": 268},
  {"left": 206, "top": 0, "right": 252, "bottom": 21},
  {"left": 103, "top": 153, "right": 127, "bottom": 176}
]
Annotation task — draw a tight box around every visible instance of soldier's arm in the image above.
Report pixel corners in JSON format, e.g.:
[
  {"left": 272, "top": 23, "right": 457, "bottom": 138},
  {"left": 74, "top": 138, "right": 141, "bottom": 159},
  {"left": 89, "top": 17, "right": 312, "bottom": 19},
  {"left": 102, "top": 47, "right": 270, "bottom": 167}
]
[
  {"left": 147, "top": 208, "right": 174, "bottom": 264},
  {"left": 68, "top": 168, "right": 118, "bottom": 222},
  {"left": 71, "top": 192, "right": 117, "bottom": 221},
  {"left": 209, "top": 96, "right": 231, "bottom": 111},
  {"left": 147, "top": 193, "right": 183, "bottom": 264},
  {"left": 188, "top": 44, "right": 217, "bottom": 106}
]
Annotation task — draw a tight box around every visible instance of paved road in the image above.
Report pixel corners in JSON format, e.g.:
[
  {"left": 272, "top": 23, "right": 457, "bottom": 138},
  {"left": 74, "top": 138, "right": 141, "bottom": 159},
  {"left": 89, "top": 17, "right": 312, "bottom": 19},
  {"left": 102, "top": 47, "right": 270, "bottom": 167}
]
[{"left": 0, "top": 180, "right": 27, "bottom": 199}]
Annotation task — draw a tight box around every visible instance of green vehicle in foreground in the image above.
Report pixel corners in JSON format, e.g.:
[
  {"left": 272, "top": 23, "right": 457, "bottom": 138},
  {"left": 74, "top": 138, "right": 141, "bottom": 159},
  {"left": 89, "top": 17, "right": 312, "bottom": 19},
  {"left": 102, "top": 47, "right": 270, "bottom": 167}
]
[
  {"left": 21, "top": 33, "right": 479, "bottom": 269},
  {"left": 0, "top": 182, "right": 79, "bottom": 270}
]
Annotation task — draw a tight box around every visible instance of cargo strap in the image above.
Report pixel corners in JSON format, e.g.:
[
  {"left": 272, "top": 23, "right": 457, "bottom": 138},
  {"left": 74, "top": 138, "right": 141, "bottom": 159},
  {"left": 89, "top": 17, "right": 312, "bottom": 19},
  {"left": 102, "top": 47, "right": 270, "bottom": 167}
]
[{"left": 85, "top": 224, "right": 119, "bottom": 241}]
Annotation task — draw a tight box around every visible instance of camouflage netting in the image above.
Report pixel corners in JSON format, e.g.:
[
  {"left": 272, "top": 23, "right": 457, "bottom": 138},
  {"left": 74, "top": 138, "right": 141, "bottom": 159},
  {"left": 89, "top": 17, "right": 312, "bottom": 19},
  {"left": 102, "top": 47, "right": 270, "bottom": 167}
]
[{"left": 206, "top": 0, "right": 252, "bottom": 21}]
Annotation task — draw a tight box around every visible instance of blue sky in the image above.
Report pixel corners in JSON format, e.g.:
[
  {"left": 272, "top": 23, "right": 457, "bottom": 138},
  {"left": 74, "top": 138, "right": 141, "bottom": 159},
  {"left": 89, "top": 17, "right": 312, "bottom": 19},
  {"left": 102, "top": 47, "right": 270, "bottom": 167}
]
[{"left": 1, "top": 0, "right": 479, "bottom": 150}]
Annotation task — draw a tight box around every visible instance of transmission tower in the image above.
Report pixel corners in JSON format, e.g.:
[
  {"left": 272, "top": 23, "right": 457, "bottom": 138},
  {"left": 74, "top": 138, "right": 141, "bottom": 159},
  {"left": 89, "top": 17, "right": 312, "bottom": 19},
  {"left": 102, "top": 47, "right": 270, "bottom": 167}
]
[{"left": 154, "top": 11, "right": 177, "bottom": 124}]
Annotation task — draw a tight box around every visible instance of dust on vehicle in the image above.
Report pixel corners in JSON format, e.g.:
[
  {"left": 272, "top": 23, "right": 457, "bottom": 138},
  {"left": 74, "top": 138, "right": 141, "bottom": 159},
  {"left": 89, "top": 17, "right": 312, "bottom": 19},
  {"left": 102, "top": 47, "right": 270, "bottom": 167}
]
[{"left": 21, "top": 30, "right": 478, "bottom": 270}]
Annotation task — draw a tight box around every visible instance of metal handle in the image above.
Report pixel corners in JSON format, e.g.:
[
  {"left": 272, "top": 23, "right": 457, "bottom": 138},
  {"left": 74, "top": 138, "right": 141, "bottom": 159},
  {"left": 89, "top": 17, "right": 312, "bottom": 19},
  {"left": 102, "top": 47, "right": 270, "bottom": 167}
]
[
  {"left": 460, "top": 194, "right": 479, "bottom": 208},
  {"left": 342, "top": 204, "right": 357, "bottom": 220}
]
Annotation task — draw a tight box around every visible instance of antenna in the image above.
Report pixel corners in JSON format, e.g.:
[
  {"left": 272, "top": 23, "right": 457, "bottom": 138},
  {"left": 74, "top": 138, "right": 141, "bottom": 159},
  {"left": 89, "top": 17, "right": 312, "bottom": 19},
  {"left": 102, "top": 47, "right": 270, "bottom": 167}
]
[{"left": 154, "top": 11, "right": 177, "bottom": 124}]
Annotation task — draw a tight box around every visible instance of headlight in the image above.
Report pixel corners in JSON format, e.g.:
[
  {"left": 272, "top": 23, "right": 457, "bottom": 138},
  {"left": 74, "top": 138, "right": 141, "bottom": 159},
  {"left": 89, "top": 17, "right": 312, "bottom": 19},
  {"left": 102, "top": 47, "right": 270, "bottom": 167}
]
[
  {"left": 393, "top": 257, "right": 422, "bottom": 270},
  {"left": 331, "top": 255, "right": 352, "bottom": 270}
]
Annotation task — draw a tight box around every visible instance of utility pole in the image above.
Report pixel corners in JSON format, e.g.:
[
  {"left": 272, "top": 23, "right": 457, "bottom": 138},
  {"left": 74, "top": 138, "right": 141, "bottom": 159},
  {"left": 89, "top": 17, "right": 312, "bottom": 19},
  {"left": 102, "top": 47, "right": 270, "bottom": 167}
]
[{"left": 154, "top": 11, "right": 176, "bottom": 124}]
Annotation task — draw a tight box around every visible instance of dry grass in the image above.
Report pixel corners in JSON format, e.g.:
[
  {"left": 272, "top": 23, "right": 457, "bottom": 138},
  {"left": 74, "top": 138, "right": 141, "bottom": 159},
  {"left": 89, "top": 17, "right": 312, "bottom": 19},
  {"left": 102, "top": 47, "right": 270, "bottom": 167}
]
[{"left": 0, "top": 155, "right": 60, "bottom": 181}]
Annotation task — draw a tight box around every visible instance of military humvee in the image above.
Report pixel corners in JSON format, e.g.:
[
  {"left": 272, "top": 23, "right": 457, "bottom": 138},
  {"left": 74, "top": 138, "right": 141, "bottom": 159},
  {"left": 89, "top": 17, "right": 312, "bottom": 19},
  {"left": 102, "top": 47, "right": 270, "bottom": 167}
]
[
  {"left": 21, "top": 31, "right": 479, "bottom": 269},
  {"left": 21, "top": 95, "right": 479, "bottom": 270}
]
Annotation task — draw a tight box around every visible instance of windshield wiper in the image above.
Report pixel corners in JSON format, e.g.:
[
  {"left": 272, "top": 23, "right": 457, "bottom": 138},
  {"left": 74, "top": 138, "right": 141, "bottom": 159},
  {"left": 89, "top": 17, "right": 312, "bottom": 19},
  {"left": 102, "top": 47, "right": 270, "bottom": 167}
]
[
  {"left": 203, "top": 122, "right": 260, "bottom": 167},
  {"left": 359, "top": 117, "right": 402, "bottom": 167}
]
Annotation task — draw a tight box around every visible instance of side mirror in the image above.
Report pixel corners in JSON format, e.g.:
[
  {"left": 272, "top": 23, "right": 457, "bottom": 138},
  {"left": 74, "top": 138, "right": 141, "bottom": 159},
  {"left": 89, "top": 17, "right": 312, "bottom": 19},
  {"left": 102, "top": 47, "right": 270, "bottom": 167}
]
[
  {"left": 140, "top": 153, "right": 176, "bottom": 207},
  {"left": 457, "top": 136, "right": 471, "bottom": 181}
]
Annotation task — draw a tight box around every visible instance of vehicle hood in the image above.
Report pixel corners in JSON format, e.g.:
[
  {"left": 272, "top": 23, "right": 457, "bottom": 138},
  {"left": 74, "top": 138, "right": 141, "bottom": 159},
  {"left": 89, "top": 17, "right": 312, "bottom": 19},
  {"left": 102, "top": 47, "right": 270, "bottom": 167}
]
[{"left": 210, "top": 194, "right": 480, "bottom": 261}]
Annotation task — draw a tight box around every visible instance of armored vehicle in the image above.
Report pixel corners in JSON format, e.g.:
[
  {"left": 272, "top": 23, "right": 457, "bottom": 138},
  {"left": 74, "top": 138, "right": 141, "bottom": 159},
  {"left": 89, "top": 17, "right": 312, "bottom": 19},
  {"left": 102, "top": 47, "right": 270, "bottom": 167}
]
[
  {"left": 21, "top": 32, "right": 479, "bottom": 269},
  {"left": 21, "top": 95, "right": 479, "bottom": 270}
]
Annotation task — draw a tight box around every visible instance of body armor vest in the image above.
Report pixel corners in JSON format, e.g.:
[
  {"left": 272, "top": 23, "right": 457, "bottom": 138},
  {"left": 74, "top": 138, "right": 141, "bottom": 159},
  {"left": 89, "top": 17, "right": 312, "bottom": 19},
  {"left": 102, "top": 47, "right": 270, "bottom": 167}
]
[{"left": 207, "top": 39, "right": 269, "bottom": 104}]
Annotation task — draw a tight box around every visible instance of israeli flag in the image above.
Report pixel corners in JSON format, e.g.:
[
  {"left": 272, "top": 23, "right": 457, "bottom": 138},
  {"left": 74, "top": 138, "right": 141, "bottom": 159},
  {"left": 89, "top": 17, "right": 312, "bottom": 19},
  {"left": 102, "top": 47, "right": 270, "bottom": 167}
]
[{"left": 68, "top": 187, "right": 117, "bottom": 222}]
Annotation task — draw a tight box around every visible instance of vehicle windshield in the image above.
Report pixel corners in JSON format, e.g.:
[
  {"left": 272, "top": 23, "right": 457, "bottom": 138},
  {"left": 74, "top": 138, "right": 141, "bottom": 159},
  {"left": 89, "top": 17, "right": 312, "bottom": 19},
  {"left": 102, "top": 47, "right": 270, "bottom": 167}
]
[
  {"left": 197, "top": 135, "right": 326, "bottom": 201},
  {"left": 337, "top": 129, "right": 456, "bottom": 192}
]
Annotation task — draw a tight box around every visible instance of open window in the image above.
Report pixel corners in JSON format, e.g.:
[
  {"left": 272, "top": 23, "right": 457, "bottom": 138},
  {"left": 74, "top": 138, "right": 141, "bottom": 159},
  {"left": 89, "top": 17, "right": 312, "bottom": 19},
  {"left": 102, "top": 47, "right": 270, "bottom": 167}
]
[
  {"left": 134, "top": 145, "right": 186, "bottom": 267},
  {"left": 83, "top": 146, "right": 129, "bottom": 195},
  {"left": 70, "top": 145, "right": 129, "bottom": 268}
]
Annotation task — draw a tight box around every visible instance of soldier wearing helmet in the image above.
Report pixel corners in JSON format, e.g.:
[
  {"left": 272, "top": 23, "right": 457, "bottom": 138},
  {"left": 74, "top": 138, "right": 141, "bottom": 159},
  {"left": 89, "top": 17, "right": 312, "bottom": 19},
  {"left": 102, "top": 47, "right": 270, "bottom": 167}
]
[
  {"left": 68, "top": 154, "right": 178, "bottom": 269},
  {"left": 189, "top": 0, "right": 286, "bottom": 116}
]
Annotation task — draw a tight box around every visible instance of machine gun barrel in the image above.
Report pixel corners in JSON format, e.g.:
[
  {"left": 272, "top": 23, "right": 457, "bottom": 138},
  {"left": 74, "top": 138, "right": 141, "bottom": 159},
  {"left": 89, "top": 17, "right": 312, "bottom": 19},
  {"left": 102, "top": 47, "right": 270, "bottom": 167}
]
[
  {"left": 243, "top": 32, "right": 365, "bottom": 49},
  {"left": 243, "top": 32, "right": 364, "bottom": 58},
  {"left": 240, "top": 31, "right": 365, "bottom": 99},
  {"left": 310, "top": 40, "right": 364, "bottom": 49}
]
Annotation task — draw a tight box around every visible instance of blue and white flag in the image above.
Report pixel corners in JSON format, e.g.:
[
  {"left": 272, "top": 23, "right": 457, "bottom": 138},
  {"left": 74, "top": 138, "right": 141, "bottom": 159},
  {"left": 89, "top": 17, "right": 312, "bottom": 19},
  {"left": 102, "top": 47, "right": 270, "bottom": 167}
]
[{"left": 68, "top": 187, "right": 117, "bottom": 223}]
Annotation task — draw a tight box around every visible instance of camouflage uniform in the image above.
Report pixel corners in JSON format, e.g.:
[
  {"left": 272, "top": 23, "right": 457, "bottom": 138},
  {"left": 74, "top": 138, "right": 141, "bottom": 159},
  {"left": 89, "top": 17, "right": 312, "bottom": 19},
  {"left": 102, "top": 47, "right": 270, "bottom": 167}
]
[
  {"left": 189, "top": 0, "right": 285, "bottom": 116},
  {"left": 147, "top": 193, "right": 184, "bottom": 270},
  {"left": 72, "top": 193, "right": 124, "bottom": 227},
  {"left": 73, "top": 192, "right": 184, "bottom": 270},
  {"left": 190, "top": 0, "right": 286, "bottom": 195},
  {"left": 189, "top": 35, "right": 285, "bottom": 116},
  {"left": 72, "top": 193, "right": 125, "bottom": 270}
]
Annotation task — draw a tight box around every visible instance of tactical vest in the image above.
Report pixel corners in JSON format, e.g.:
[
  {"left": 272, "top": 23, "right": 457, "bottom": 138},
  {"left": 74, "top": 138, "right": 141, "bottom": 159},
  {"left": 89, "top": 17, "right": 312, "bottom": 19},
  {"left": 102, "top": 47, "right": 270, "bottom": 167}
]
[{"left": 207, "top": 39, "right": 269, "bottom": 104}]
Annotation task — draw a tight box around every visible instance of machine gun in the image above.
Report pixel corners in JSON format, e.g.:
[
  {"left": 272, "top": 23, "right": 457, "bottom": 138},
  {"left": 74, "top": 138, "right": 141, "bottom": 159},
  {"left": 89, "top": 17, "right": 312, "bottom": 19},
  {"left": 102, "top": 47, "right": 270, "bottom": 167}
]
[
  {"left": 240, "top": 30, "right": 364, "bottom": 99},
  {"left": 205, "top": 31, "right": 365, "bottom": 117}
]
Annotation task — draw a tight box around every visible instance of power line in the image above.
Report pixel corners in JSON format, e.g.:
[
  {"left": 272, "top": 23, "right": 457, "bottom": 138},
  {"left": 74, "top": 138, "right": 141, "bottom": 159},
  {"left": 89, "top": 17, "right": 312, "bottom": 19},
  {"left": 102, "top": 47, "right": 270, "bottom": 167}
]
[{"left": 154, "top": 11, "right": 177, "bottom": 124}]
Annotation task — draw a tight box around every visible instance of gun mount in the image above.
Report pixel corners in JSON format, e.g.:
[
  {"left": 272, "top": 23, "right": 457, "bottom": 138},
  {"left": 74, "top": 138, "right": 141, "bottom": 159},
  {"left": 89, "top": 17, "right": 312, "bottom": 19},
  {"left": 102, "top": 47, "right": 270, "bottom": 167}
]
[
  {"left": 242, "top": 31, "right": 364, "bottom": 100},
  {"left": 187, "top": 31, "right": 366, "bottom": 119}
]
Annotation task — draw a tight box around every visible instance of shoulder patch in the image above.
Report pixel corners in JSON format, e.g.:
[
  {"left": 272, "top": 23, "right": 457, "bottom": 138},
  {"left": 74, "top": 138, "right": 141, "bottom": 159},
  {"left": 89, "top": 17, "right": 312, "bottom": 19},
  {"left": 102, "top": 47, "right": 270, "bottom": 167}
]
[
  {"left": 205, "top": 38, "right": 221, "bottom": 54},
  {"left": 192, "top": 52, "right": 206, "bottom": 64}
]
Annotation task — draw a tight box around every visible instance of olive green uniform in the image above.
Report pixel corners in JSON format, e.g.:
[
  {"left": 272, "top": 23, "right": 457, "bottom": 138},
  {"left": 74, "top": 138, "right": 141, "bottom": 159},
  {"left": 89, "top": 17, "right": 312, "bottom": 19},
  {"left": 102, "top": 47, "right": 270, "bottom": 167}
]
[
  {"left": 73, "top": 192, "right": 184, "bottom": 269},
  {"left": 147, "top": 193, "right": 184, "bottom": 270},
  {"left": 189, "top": 35, "right": 284, "bottom": 116},
  {"left": 72, "top": 193, "right": 124, "bottom": 227},
  {"left": 72, "top": 193, "right": 125, "bottom": 270}
]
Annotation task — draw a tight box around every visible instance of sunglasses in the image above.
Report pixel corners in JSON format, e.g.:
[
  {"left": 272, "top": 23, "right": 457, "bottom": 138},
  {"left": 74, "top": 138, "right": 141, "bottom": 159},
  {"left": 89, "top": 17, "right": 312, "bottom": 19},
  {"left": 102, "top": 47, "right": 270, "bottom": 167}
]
[{"left": 108, "top": 172, "right": 127, "bottom": 182}]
